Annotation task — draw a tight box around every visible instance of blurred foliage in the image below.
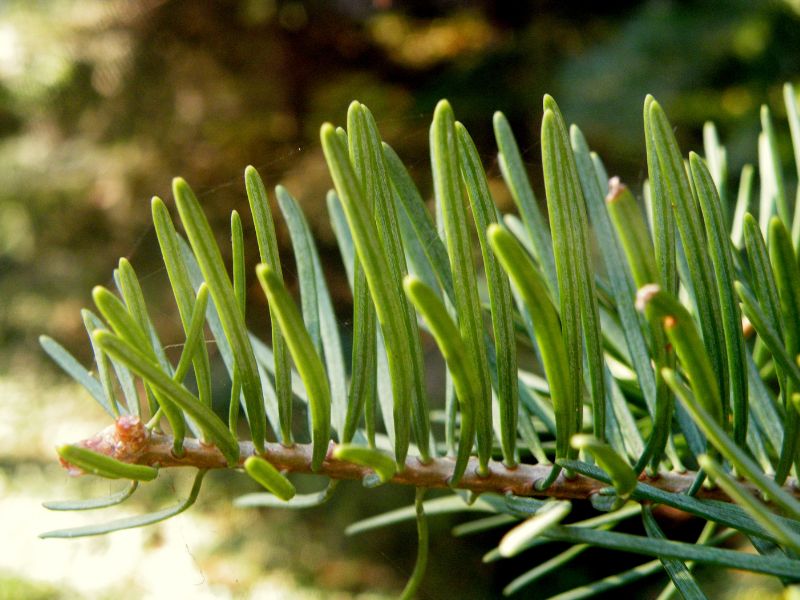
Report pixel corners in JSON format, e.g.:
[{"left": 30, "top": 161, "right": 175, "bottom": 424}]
[
  {"left": 0, "top": 572, "right": 79, "bottom": 600},
  {"left": 2, "top": 0, "right": 798, "bottom": 372},
  {"left": 556, "top": 0, "right": 800, "bottom": 176}
]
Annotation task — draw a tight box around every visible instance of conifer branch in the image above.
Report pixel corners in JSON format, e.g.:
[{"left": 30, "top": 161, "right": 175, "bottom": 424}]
[{"left": 62, "top": 420, "right": 800, "bottom": 505}]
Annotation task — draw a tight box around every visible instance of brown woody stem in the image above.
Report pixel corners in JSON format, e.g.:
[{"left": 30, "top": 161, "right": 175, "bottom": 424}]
[{"left": 123, "top": 433, "right": 800, "bottom": 504}]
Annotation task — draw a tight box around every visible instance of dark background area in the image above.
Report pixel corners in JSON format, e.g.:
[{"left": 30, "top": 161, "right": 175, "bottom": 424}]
[{"left": 1, "top": 0, "right": 798, "bottom": 597}]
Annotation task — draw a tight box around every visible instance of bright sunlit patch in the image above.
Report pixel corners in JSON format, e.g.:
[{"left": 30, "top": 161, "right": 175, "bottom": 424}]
[{"left": 0, "top": 24, "right": 23, "bottom": 78}]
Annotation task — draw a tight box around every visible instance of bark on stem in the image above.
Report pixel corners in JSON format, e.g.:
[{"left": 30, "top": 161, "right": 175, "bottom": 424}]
[{"left": 124, "top": 433, "right": 799, "bottom": 504}]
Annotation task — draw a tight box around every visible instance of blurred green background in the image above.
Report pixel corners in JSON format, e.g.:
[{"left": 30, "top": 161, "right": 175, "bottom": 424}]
[{"left": 1, "top": 0, "right": 799, "bottom": 598}]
